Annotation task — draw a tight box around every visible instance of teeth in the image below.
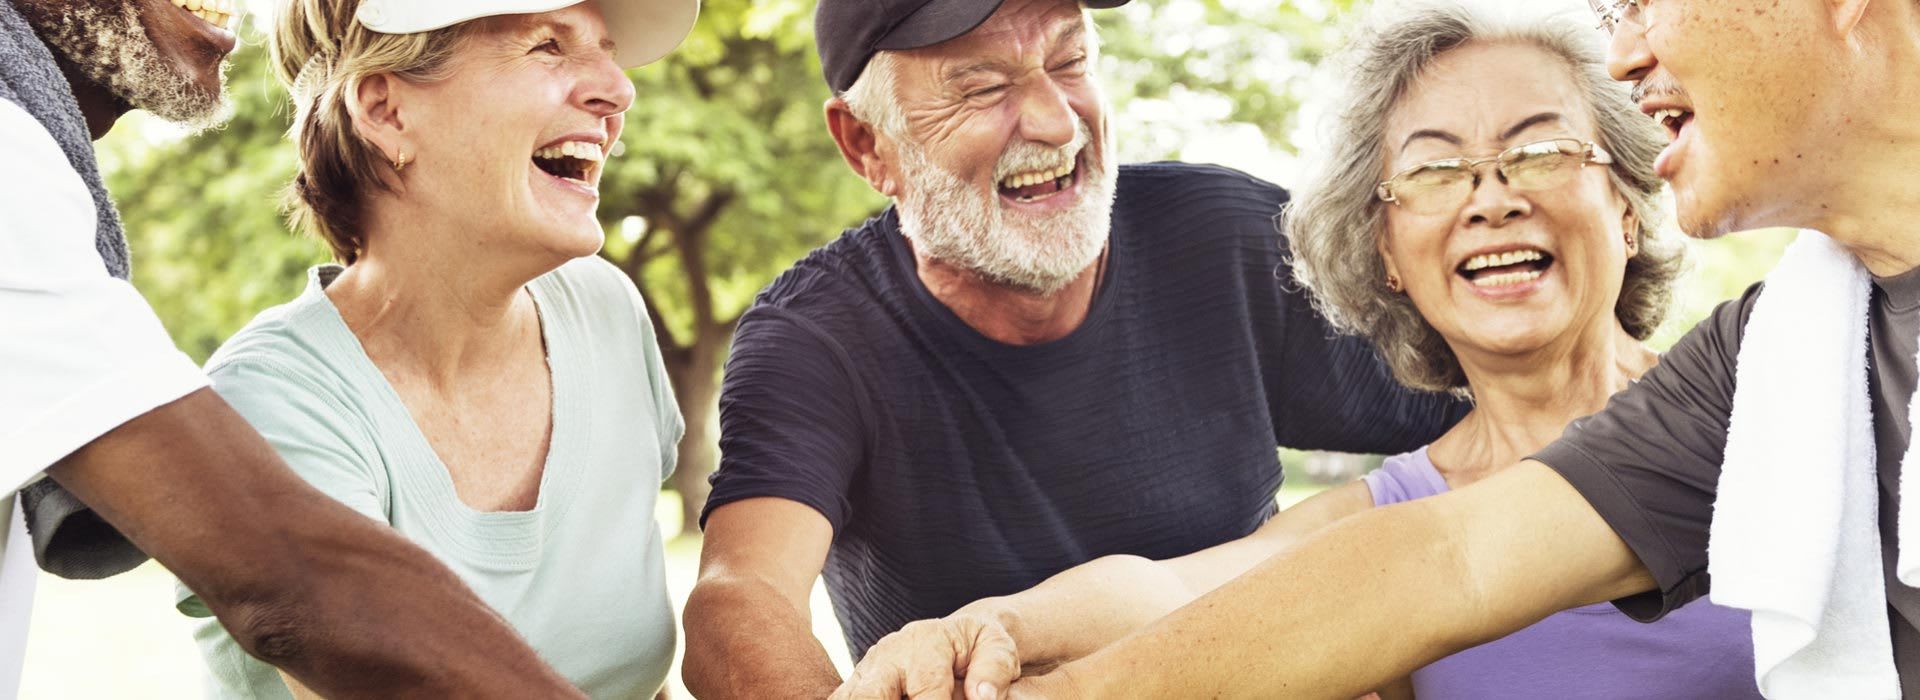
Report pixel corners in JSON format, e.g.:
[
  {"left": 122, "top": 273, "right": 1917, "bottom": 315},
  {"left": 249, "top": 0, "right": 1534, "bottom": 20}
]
[
  {"left": 1461, "top": 249, "right": 1544, "bottom": 272},
  {"left": 1471, "top": 269, "right": 1544, "bottom": 288},
  {"left": 533, "top": 142, "right": 605, "bottom": 162},
  {"left": 998, "top": 163, "right": 1074, "bottom": 190},
  {"left": 1651, "top": 108, "right": 1688, "bottom": 124}
]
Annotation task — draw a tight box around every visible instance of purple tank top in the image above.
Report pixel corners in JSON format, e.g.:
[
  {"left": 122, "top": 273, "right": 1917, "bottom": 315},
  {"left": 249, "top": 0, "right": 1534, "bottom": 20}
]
[{"left": 1362, "top": 448, "right": 1760, "bottom": 699}]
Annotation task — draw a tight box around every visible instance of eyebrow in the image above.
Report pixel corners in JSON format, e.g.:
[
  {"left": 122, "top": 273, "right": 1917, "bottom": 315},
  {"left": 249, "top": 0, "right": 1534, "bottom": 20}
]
[
  {"left": 1399, "top": 112, "right": 1569, "bottom": 149},
  {"left": 519, "top": 17, "right": 617, "bottom": 55},
  {"left": 1500, "top": 112, "right": 1565, "bottom": 141}
]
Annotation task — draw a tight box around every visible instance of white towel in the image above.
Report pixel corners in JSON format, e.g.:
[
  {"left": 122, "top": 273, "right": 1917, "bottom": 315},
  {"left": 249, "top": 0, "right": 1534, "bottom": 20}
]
[{"left": 1709, "top": 228, "right": 1903, "bottom": 697}]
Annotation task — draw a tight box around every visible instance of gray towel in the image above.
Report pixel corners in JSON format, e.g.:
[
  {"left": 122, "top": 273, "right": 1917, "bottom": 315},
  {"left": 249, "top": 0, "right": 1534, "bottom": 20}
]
[{"left": 2, "top": 0, "right": 154, "bottom": 579}]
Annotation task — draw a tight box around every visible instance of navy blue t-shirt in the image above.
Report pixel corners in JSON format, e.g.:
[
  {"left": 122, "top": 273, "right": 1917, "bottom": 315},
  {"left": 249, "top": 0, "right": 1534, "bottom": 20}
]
[{"left": 705, "top": 162, "right": 1465, "bottom": 657}]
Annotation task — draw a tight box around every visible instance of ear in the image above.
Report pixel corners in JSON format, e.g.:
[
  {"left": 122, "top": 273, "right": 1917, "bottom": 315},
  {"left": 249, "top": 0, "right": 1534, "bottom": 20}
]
[
  {"left": 1829, "top": 0, "right": 1872, "bottom": 36},
  {"left": 1375, "top": 231, "right": 1403, "bottom": 283},
  {"left": 825, "top": 96, "right": 900, "bottom": 198},
  {"left": 347, "top": 73, "right": 410, "bottom": 170},
  {"left": 1622, "top": 210, "right": 1641, "bottom": 258}
]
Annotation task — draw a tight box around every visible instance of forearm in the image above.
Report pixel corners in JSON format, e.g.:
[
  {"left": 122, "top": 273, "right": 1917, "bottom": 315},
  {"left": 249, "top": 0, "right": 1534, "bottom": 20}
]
[
  {"left": 1046, "top": 466, "right": 1652, "bottom": 698},
  {"left": 960, "top": 554, "right": 1199, "bottom": 667},
  {"left": 1049, "top": 503, "right": 1493, "bottom": 699},
  {"left": 683, "top": 576, "right": 841, "bottom": 699},
  {"left": 50, "top": 390, "right": 580, "bottom": 698}
]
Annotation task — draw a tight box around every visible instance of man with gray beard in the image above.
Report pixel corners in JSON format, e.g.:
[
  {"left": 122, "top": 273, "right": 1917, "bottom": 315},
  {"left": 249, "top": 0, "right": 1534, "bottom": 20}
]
[
  {"left": 680, "top": 0, "right": 1469, "bottom": 696},
  {"left": 0, "top": 0, "right": 581, "bottom": 696}
]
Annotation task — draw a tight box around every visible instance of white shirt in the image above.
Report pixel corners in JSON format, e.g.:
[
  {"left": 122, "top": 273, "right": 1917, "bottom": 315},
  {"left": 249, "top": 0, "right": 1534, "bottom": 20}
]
[{"left": 0, "top": 100, "right": 208, "bottom": 696}]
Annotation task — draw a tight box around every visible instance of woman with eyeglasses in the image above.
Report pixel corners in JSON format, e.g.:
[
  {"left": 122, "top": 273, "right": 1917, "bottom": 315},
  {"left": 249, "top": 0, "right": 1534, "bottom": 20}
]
[{"left": 831, "top": 4, "right": 1758, "bottom": 700}]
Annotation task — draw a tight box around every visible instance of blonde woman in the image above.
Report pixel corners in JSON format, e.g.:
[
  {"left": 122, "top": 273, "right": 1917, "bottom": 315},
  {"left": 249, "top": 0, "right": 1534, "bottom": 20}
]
[{"left": 172, "top": 0, "right": 697, "bottom": 697}]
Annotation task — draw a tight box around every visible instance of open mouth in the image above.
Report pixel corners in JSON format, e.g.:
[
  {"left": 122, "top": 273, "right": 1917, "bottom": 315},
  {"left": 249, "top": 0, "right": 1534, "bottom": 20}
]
[
  {"left": 1651, "top": 107, "right": 1694, "bottom": 141},
  {"left": 996, "top": 157, "right": 1080, "bottom": 204},
  {"left": 1458, "top": 247, "right": 1554, "bottom": 289},
  {"left": 531, "top": 140, "right": 604, "bottom": 189},
  {"left": 171, "top": 0, "right": 235, "bottom": 31}
]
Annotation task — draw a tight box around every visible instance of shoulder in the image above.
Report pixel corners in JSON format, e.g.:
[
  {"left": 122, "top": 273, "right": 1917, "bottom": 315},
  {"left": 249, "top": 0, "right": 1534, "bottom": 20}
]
[
  {"left": 749, "top": 212, "right": 900, "bottom": 324},
  {"left": 1115, "top": 162, "right": 1289, "bottom": 214},
  {"left": 0, "top": 100, "right": 94, "bottom": 235},
  {"left": 204, "top": 275, "right": 363, "bottom": 418},
  {"left": 1362, "top": 447, "right": 1448, "bottom": 506},
  {"left": 1112, "top": 162, "right": 1290, "bottom": 250},
  {"left": 0, "top": 99, "right": 69, "bottom": 169}
]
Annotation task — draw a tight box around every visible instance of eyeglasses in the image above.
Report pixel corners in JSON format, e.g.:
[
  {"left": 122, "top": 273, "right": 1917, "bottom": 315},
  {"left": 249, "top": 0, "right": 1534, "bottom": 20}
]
[
  {"left": 1375, "top": 138, "right": 1615, "bottom": 214},
  {"left": 1591, "top": 0, "right": 1646, "bottom": 34}
]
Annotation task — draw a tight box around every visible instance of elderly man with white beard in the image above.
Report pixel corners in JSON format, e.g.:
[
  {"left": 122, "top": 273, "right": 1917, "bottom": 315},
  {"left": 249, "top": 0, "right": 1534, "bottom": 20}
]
[{"left": 679, "top": 0, "right": 1470, "bottom": 696}]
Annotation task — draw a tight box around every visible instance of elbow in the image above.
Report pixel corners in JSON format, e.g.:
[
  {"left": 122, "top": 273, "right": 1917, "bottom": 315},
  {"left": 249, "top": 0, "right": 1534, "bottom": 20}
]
[{"left": 221, "top": 588, "right": 319, "bottom": 670}]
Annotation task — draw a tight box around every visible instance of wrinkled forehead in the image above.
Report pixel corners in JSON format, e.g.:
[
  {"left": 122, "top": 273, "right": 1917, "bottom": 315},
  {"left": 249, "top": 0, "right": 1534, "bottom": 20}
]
[{"left": 1384, "top": 42, "right": 1597, "bottom": 159}]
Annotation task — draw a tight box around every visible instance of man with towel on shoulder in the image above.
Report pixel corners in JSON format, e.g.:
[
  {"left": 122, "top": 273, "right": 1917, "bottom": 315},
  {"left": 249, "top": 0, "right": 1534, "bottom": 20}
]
[
  {"left": 999, "top": 1, "right": 1920, "bottom": 697},
  {"left": 0, "top": 0, "right": 580, "bottom": 696}
]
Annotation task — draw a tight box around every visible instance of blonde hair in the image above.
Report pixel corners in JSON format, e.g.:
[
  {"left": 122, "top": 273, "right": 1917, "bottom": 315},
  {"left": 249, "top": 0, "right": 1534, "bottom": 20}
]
[{"left": 272, "top": 0, "right": 479, "bottom": 264}]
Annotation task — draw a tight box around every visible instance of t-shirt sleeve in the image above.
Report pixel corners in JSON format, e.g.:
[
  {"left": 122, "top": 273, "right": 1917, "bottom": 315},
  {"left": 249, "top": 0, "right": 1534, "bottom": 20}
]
[
  {"left": 1532, "top": 282, "right": 1761, "bottom": 621},
  {"left": 0, "top": 100, "right": 207, "bottom": 491},
  {"left": 175, "top": 356, "right": 388, "bottom": 617},
  {"left": 1266, "top": 255, "right": 1469, "bottom": 454},
  {"left": 702, "top": 306, "right": 867, "bottom": 534}
]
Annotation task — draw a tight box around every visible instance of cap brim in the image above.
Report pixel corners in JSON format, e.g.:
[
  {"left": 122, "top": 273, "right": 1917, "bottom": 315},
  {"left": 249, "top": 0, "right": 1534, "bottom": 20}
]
[
  {"left": 357, "top": 0, "right": 697, "bottom": 69},
  {"left": 875, "top": 0, "right": 1129, "bottom": 52}
]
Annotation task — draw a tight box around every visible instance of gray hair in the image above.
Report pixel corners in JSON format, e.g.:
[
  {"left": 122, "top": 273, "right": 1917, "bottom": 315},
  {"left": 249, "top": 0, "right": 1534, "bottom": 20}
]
[
  {"left": 1286, "top": 0, "right": 1685, "bottom": 395},
  {"left": 842, "top": 51, "right": 907, "bottom": 137}
]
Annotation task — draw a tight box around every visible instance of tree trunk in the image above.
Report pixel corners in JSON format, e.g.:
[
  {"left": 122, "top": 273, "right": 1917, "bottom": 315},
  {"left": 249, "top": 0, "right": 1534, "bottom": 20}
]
[{"left": 665, "top": 329, "right": 726, "bottom": 540}]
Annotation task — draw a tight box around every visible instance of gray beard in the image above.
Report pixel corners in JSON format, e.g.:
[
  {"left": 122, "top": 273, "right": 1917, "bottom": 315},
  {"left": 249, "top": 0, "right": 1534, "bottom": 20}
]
[
  {"left": 893, "top": 130, "right": 1116, "bottom": 297},
  {"left": 20, "top": 1, "right": 226, "bottom": 129}
]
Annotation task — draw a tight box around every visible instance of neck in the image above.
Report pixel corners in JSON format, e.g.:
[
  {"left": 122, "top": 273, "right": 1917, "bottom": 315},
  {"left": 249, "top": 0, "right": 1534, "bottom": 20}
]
[
  {"left": 1799, "top": 39, "right": 1920, "bottom": 276},
  {"left": 1430, "top": 319, "right": 1657, "bottom": 485},
  {"left": 323, "top": 203, "right": 554, "bottom": 387},
  {"left": 54, "top": 55, "right": 127, "bottom": 140},
  {"left": 912, "top": 244, "right": 1106, "bottom": 346}
]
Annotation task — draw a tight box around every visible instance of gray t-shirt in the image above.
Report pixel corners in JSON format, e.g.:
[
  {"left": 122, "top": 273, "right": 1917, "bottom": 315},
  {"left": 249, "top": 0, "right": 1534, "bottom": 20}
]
[
  {"left": 176, "top": 257, "right": 684, "bottom": 698},
  {"left": 1536, "top": 267, "right": 1920, "bottom": 695}
]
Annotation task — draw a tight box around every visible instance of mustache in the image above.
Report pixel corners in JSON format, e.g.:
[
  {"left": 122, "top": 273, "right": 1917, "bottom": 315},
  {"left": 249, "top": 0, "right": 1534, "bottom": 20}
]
[
  {"left": 992, "top": 118, "right": 1095, "bottom": 180},
  {"left": 1630, "top": 76, "right": 1688, "bottom": 105}
]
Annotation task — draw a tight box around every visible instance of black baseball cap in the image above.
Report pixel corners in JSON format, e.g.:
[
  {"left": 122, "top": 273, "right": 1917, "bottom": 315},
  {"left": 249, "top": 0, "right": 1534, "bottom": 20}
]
[{"left": 816, "top": 0, "right": 1130, "bottom": 93}]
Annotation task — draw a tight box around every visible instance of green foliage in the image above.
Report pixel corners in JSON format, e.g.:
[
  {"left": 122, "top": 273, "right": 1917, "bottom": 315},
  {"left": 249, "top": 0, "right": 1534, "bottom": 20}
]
[{"left": 103, "top": 41, "right": 324, "bottom": 363}]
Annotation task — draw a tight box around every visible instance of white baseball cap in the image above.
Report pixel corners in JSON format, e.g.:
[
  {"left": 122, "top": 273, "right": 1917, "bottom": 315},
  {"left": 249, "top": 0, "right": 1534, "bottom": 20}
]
[{"left": 354, "top": 0, "right": 699, "bottom": 69}]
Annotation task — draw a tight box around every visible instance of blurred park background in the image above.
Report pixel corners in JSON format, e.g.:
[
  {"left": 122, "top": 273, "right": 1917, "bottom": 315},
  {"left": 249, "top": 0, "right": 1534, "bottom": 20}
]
[{"left": 19, "top": 0, "right": 1794, "bottom": 697}]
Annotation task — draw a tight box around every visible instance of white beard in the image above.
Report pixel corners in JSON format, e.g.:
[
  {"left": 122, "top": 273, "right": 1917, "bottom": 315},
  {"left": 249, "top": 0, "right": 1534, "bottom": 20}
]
[
  {"left": 894, "top": 118, "right": 1117, "bottom": 296},
  {"left": 24, "top": 2, "right": 227, "bottom": 129}
]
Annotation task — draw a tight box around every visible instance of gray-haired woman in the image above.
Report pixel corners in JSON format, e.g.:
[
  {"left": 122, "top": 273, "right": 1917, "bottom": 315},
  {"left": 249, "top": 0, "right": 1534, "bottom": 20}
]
[{"left": 831, "top": 3, "right": 1757, "bottom": 699}]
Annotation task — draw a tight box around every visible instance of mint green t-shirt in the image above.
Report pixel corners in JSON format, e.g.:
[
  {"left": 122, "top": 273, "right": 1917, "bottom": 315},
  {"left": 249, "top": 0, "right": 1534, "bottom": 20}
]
[{"left": 178, "top": 257, "right": 682, "bottom": 699}]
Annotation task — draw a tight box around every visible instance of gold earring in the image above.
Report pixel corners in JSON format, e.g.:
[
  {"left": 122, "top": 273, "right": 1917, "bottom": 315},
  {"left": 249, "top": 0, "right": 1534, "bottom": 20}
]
[
  {"left": 1386, "top": 273, "right": 1404, "bottom": 293},
  {"left": 392, "top": 151, "right": 409, "bottom": 172}
]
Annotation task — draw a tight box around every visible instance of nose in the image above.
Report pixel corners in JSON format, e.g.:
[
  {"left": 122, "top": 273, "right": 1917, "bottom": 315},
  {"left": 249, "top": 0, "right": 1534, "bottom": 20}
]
[
  {"left": 1014, "top": 77, "right": 1076, "bottom": 147},
  {"left": 577, "top": 53, "right": 636, "bottom": 118},
  {"left": 1604, "top": 22, "right": 1656, "bottom": 83},
  {"left": 1459, "top": 169, "right": 1531, "bottom": 228}
]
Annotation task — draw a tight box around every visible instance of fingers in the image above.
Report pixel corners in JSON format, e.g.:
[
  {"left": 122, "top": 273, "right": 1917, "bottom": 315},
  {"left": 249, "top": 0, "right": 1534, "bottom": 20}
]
[{"left": 960, "top": 619, "right": 1020, "bottom": 700}]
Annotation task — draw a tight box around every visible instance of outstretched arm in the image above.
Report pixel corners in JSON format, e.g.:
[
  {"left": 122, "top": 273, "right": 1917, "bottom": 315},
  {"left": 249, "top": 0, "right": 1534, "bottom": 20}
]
[
  {"left": 1017, "top": 461, "right": 1654, "bottom": 699},
  {"left": 50, "top": 390, "right": 581, "bottom": 699},
  {"left": 834, "top": 481, "right": 1377, "bottom": 700}
]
